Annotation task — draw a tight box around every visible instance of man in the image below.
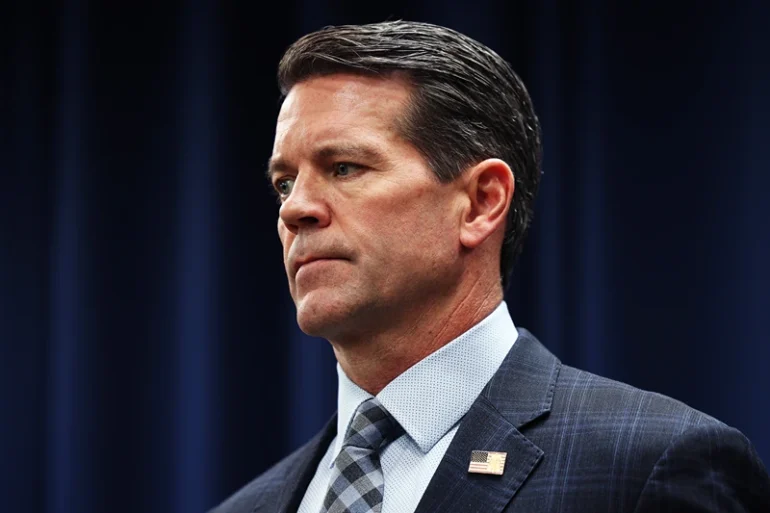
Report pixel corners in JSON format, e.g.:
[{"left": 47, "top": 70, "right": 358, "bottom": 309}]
[{"left": 211, "top": 20, "right": 770, "bottom": 513}]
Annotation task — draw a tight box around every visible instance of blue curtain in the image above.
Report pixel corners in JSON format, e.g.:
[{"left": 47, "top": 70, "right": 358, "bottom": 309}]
[{"left": 1, "top": 1, "right": 768, "bottom": 512}]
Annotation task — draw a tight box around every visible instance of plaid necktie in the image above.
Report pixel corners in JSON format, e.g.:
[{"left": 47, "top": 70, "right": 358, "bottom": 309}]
[{"left": 321, "top": 397, "right": 404, "bottom": 513}]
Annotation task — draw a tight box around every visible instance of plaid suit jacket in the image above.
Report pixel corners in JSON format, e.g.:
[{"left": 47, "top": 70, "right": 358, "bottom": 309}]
[{"left": 210, "top": 329, "right": 770, "bottom": 512}]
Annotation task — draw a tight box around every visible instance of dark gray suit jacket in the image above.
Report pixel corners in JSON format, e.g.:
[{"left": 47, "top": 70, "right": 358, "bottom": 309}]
[{"left": 210, "top": 329, "right": 770, "bottom": 512}]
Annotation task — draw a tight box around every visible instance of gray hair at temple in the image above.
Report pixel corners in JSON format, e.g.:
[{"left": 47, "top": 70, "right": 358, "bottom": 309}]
[{"left": 277, "top": 20, "right": 543, "bottom": 290}]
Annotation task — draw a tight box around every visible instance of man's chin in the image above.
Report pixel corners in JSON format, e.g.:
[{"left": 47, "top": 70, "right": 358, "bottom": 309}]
[
  {"left": 294, "top": 293, "right": 354, "bottom": 339},
  {"left": 295, "top": 313, "right": 346, "bottom": 340},
  {"left": 297, "top": 294, "right": 346, "bottom": 338}
]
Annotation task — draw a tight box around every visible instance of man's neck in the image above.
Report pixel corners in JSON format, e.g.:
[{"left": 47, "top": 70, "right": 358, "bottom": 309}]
[{"left": 330, "top": 284, "right": 503, "bottom": 395}]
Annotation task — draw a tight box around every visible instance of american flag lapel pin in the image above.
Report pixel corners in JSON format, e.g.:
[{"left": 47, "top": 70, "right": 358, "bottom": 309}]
[{"left": 468, "top": 450, "right": 507, "bottom": 476}]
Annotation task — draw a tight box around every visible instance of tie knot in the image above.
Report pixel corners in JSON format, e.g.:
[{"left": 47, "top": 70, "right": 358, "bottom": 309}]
[{"left": 343, "top": 397, "right": 403, "bottom": 452}]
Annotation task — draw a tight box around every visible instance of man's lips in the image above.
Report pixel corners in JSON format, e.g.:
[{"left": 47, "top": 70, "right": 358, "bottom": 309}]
[{"left": 292, "top": 256, "right": 346, "bottom": 277}]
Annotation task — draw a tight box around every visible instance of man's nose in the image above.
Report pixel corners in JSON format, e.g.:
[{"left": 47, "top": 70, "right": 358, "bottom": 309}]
[{"left": 278, "top": 172, "right": 331, "bottom": 233}]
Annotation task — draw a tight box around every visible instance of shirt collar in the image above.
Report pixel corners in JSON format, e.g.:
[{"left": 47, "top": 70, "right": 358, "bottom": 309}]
[{"left": 333, "top": 300, "right": 518, "bottom": 462}]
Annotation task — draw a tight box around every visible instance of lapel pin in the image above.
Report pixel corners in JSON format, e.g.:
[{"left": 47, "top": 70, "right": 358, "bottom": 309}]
[{"left": 468, "top": 450, "right": 507, "bottom": 476}]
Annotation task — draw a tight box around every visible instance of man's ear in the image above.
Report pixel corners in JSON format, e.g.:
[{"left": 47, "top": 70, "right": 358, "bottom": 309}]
[{"left": 459, "top": 158, "right": 514, "bottom": 249}]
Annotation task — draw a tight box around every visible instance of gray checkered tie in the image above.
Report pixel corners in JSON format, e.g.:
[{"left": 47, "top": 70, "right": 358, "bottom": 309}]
[{"left": 321, "top": 397, "right": 404, "bottom": 513}]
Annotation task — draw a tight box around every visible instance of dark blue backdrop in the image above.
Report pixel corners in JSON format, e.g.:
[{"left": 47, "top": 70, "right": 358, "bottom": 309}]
[{"left": 2, "top": 1, "right": 768, "bottom": 512}]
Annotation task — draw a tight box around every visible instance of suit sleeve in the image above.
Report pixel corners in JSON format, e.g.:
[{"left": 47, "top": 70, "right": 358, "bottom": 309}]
[{"left": 632, "top": 422, "right": 770, "bottom": 512}]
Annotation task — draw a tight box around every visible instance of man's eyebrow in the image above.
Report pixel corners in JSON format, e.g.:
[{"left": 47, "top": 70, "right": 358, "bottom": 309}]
[
  {"left": 314, "top": 143, "right": 387, "bottom": 165},
  {"left": 265, "top": 157, "right": 289, "bottom": 182},
  {"left": 265, "top": 143, "right": 387, "bottom": 181}
]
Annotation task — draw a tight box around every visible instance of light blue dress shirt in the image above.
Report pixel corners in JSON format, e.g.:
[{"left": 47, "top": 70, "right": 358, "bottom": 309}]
[{"left": 298, "top": 301, "right": 518, "bottom": 513}]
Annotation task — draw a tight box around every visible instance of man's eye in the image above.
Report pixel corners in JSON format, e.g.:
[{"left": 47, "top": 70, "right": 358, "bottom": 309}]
[
  {"left": 334, "top": 163, "right": 359, "bottom": 177},
  {"left": 276, "top": 178, "right": 295, "bottom": 197}
]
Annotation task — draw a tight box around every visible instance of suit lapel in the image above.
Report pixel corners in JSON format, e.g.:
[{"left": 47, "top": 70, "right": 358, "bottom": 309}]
[
  {"left": 267, "top": 414, "right": 337, "bottom": 513},
  {"left": 414, "top": 329, "right": 561, "bottom": 513}
]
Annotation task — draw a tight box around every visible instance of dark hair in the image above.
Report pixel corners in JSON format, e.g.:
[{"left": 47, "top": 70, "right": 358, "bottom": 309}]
[{"left": 277, "top": 20, "right": 542, "bottom": 290}]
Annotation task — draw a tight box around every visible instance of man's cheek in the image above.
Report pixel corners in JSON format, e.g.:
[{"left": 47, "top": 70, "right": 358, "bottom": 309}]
[{"left": 277, "top": 224, "right": 292, "bottom": 251}]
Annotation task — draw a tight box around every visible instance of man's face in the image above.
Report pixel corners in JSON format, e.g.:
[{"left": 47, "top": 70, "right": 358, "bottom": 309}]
[{"left": 270, "top": 74, "right": 464, "bottom": 341}]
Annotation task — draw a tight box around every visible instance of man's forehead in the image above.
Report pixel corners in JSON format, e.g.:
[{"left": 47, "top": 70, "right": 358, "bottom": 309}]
[
  {"left": 273, "top": 74, "right": 412, "bottom": 161},
  {"left": 277, "top": 74, "right": 412, "bottom": 126}
]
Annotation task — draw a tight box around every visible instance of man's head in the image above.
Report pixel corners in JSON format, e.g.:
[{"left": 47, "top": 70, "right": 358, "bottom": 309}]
[{"left": 269, "top": 21, "right": 542, "bottom": 341}]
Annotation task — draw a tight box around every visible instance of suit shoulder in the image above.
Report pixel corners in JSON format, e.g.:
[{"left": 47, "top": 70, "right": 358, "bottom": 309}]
[
  {"left": 519, "top": 363, "right": 770, "bottom": 510},
  {"left": 633, "top": 417, "right": 770, "bottom": 510},
  {"left": 556, "top": 363, "right": 722, "bottom": 429},
  {"left": 208, "top": 434, "right": 323, "bottom": 513}
]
